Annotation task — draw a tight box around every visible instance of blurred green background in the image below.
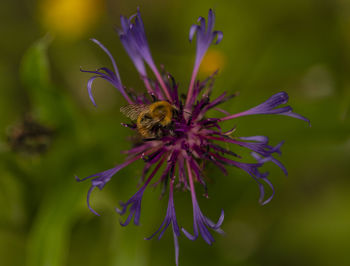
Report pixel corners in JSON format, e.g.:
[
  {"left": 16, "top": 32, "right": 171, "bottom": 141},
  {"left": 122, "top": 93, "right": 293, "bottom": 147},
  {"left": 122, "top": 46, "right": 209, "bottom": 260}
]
[{"left": 1, "top": 0, "right": 350, "bottom": 265}]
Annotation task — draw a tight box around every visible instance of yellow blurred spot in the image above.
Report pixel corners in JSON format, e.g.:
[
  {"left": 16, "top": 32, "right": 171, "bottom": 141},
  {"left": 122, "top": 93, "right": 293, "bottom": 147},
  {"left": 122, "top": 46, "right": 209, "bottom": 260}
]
[
  {"left": 40, "top": 0, "right": 104, "bottom": 39},
  {"left": 199, "top": 49, "right": 226, "bottom": 76}
]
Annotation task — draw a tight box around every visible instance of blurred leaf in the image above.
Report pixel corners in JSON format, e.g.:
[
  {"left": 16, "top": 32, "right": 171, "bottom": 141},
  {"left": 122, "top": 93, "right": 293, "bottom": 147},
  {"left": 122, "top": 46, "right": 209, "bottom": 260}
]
[
  {"left": 19, "top": 34, "right": 60, "bottom": 124},
  {"left": 26, "top": 178, "right": 85, "bottom": 266},
  {"left": 0, "top": 169, "right": 25, "bottom": 227},
  {"left": 20, "top": 34, "right": 52, "bottom": 89},
  {"left": 19, "top": 35, "right": 80, "bottom": 129},
  {"left": 339, "top": 84, "right": 350, "bottom": 122},
  {"left": 0, "top": 229, "right": 26, "bottom": 266}
]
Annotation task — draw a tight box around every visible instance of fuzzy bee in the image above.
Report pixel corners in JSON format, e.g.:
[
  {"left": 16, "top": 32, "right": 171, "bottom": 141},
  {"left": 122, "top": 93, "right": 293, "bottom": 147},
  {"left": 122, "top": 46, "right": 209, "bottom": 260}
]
[{"left": 120, "top": 101, "right": 176, "bottom": 139}]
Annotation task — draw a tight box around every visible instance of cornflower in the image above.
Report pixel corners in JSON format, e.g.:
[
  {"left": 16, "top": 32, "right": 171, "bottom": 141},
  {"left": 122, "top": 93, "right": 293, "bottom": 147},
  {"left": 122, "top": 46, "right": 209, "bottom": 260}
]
[{"left": 77, "top": 8, "right": 309, "bottom": 265}]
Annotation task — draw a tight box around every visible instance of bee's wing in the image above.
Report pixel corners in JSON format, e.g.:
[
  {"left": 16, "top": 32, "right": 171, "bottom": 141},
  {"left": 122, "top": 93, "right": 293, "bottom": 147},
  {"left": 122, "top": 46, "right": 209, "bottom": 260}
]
[{"left": 120, "top": 104, "right": 149, "bottom": 120}]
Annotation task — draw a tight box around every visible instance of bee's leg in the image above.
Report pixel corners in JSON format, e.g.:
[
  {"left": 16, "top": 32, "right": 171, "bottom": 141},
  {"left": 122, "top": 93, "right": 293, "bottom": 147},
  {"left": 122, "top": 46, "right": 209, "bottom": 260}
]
[
  {"left": 162, "top": 123, "right": 174, "bottom": 137},
  {"left": 151, "top": 93, "right": 157, "bottom": 102},
  {"left": 148, "top": 123, "right": 163, "bottom": 139},
  {"left": 121, "top": 122, "right": 137, "bottom": 129},
  {"left": 143, "top": 137, "right": 158, "bottom": 141},
  {"left": 172, "top": 108, "right": 179, "bottom": 120},
  {"left": 167, "top": 127, "right": 175, "bottom": 137}
]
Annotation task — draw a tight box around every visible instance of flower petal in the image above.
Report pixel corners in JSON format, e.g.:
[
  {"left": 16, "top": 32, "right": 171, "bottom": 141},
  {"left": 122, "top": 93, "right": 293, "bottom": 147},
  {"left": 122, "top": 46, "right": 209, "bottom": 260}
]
[
  {"left": 116, "top": 156, "right": 165, "bottom": 225},
  {"left": 219, "top": 92, "right": 310, "bottom": 126},
  {"left": 75, "top": 157, "right": 139, "bottom": 215},
  {"left": 186, "top": 9, "right": 223, "bottom": 107}
]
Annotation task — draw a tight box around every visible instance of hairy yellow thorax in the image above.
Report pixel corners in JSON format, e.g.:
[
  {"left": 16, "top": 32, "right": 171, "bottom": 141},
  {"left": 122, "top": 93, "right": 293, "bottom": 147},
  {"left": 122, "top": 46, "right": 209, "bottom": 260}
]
[{"left": 148, "top": 101, "right": 173, "bottom": 126}]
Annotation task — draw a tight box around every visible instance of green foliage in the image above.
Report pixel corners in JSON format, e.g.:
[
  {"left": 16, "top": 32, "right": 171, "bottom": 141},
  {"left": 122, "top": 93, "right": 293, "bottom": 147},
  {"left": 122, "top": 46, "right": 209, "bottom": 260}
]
[
  {"left": 20, "top": 35, "right": 51, "bottom": 90},
  {"left": 26, "top": 180, "right": 84, "bottom": 266},
  {"left": 1, "top": 1, "right": 350, "bottom": 266},
  {"left": 19, "top": 34, "right": 76, "bottom": 127}
]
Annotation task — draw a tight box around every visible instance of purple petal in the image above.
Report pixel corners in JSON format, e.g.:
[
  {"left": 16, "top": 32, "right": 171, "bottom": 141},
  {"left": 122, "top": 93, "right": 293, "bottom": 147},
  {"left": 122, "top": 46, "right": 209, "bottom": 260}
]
[
  {"left": 87, "top": 76, "right": 99, "bottom": 107},
  {"left": 189, "top": 25, "right": 199, "bottom": 42},
  {"left": 207, "top": 9, "right": 214, "bottom": 32},
  {"left": 75, "top": 157, "right": 139, "bottom": 216},
  {"left": 173, "top": 229, "right": 179, "bottom": 266},
  {"left": 118, "top": 10, "right": 154, "bottom": 73},
  {"left": 282, "top": 111, "right": 311, "bottom": 126},
  {"left": 210, "top": 153, "right": 277, "bottom": 204},
  {"left": 116, "top": 157, "right": 165, "bottom": 225},
  {"left": 91, "top": 38, "right": 121, "bottom": 80},
  {"left": 213, "top": 31, "right": 223, "bottom": 44},
  {"left": 86, "top": 186, "right": 100, "bottom": 216},
  {"left": 81, "top": 40, "right": 134, "bottom": 104},
  {"left": 219, "top": 92, "right": 310, "bottom": 126},
  {"left": 260, "top": 177, "right": 275, "bottom": 205},
  {"left": 182, "top": 201, "right": 225, "bottom": 245},
  {"left": 182, "top": 160, "right": 225, "bottom": 244},
  {"left": 119, "top": 33, "right": 147, "bottom": 76},
  {"left": 182, "top": 227, "right": 197, "bottom": 240},
  {"left": 252, "top": 152, "right": 288, "bottom": 176},
  {"left": 117, "top": 9, "right": 172, "bottom": 100},
  {"left": 186, "top": 9, "right": 223, "bottom": 107},
  {"left": 239, "top": 136, "right": 269, "bottom": 143},
  {"left": 145, "top": 180, "right": 180, "bottom": 266}
]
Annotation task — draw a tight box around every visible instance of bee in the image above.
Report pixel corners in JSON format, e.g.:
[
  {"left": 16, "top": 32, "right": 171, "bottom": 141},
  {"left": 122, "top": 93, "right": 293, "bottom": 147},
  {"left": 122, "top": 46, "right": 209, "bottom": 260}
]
[{"left": 120, "top": 101, "right": 176, "bottom": 139}]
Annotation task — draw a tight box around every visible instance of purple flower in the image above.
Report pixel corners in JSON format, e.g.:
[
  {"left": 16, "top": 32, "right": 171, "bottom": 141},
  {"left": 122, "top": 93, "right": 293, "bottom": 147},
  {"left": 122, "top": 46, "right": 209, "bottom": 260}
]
[{"left": 78, "top": 9, "right": 309, "bottom": 265}]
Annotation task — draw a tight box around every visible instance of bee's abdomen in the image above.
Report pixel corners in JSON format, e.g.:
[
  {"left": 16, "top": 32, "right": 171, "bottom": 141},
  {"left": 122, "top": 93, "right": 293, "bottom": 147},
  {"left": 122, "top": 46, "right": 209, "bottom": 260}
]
[
  {"left": 137, "top": 112, "right": 156, "bottom": 138},
  {"left": 139, "top": 114, "right": 153, "bottom": 125}
]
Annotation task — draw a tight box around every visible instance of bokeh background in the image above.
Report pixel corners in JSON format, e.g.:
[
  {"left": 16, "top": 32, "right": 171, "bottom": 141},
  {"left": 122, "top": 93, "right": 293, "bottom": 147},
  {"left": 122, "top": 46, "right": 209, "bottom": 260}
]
[{"left": 1, "top": 0, "right": 350, "bottom": 265}]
